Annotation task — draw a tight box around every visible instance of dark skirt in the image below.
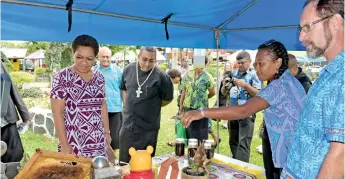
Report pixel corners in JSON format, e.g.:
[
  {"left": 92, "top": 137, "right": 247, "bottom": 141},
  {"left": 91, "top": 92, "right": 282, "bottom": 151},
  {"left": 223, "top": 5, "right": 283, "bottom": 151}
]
[
  {"left": 184, "top": 107, "right": 208, "bottom": 142},
  {"left": 108, "top": 112, "right": 122, "bottom": 150},
  {"left": 1, "top": 123, "right": 24, "bottom": 163}
]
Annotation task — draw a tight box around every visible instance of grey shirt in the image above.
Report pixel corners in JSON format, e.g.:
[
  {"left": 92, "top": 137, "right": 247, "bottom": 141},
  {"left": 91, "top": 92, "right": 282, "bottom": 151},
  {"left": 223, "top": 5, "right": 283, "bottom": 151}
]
[{"left": 120, "top": 63, "right": 174, "bottom": 133}]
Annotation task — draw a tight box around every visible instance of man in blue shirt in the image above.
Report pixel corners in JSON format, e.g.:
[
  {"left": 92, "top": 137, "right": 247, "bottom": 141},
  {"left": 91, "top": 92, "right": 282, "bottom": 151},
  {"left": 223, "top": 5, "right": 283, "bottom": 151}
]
[
  {"left": 281, "top": 1, "right": 344, "bottom": 178},
  {"left": 228, "top": 51, "right": 262, "bottom": 162},
  {"left": 95, "top": 47, "right": 123, "bottom": 152}
]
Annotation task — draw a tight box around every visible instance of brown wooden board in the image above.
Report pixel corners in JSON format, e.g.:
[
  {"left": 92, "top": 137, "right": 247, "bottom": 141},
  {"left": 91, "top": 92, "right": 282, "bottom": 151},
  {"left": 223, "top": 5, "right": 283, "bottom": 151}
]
[{"left": 15, "top": 149, "right": 92, "bottom": 179}]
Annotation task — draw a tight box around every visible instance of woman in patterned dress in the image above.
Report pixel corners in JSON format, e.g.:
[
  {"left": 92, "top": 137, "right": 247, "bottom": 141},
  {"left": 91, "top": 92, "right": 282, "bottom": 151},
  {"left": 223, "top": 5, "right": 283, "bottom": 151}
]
[{"left": 50, "top": 35, "right": 111, "bottom": 158}]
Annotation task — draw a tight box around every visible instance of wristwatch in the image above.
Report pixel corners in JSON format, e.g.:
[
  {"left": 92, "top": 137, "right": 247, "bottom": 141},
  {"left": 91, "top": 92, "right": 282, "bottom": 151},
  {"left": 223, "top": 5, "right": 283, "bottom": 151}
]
[{"left": 199, "top": 108, "right": 205, "bottom": 118}]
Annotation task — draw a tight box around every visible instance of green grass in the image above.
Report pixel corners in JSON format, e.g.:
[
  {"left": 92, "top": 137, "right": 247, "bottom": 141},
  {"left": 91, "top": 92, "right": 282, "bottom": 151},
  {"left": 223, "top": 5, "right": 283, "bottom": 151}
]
[
  {"left": 20, "top": 131, "right": 58, "bottom": 157},
  {"left": 20, "top": 96, "right": 263, "bottom": 167}
]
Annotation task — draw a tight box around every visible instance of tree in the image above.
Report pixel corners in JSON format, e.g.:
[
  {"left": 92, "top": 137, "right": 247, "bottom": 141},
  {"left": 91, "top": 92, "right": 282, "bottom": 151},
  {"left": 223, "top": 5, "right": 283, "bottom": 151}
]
[
  {"left": 60, "top": 43, "right": 73, "bottom": 68},
  {"left": 0, "top": 41, "right": 17, "bottom": 48},
  {"left": 25, "top": 41, "right": 49, "bottom": 55},
  {"left": 102, "top": 45, "right": 137, "bottom": 56},
  {"left": 44, "top": 42, "right": 71, "bottom": 82},
  {"left": 1, "top": 51, "right": 13, "bottom": 72}
]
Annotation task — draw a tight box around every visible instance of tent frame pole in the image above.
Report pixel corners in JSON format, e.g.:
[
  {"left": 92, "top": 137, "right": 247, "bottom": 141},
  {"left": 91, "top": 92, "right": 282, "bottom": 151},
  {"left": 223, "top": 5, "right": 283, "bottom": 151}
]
[
  {"left": 217, "top": 0, "right": 259, "bottom": 30},
  {"left": 223, "top": 25, "right": 299, "bottom": 32},
  {"left": 215, "top": 30, "right": 221, "bottom": 154}
]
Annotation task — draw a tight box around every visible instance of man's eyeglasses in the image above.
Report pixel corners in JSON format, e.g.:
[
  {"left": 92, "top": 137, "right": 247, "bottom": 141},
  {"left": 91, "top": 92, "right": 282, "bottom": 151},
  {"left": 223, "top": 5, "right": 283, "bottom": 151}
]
[{"left": 298, "top": 15, "right": 333, "bottom": 33}]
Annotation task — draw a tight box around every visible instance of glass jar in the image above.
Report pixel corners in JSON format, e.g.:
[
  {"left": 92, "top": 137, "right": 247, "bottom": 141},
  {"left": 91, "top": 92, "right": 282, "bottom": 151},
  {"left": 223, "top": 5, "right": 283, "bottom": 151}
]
[
  {"left": 175, "top": 138, "right": 185, "bottom": 157},
  {"left": 188, "top": 141, "right": 198, "bottom": 158},
  {"left": 205, "top": 139, "right": 215, "bottom": 158},
  {"left": 204, "top": 142, "right": 212, "bottom": 159}
]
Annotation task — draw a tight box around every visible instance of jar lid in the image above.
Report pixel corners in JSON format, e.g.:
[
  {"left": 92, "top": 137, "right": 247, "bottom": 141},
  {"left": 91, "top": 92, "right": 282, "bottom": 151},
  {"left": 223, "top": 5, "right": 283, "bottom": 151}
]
[
  {"left": 188, "top": 139, "right": 198, "bottom": 143},
  {"left": 204, "top": 142, "right": 211, "bottom": 149},
  {"left": 205, "top": 140, "right": 214, "bottom": 145},
  {"left": 176, "top": 138, "right": 185, "bottom": 143}
]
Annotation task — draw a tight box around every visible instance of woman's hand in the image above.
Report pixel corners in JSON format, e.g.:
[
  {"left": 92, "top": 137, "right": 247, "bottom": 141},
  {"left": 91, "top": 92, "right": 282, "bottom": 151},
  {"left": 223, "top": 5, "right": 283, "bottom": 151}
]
[
  {"left": 106, "top": 134, "right": 112, "bottom": 145},
  {"left": 61, "top": 144, "right": 73, "bottom": 154},
  {"left": 178, "top": 110, "right": 203, "bottom": 127}
]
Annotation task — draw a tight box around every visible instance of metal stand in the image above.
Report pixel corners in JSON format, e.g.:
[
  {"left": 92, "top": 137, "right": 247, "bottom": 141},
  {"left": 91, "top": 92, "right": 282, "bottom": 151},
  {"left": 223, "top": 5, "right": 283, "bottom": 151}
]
[{"left": 214, "top": 30, "right": 223, "bottom": 154}]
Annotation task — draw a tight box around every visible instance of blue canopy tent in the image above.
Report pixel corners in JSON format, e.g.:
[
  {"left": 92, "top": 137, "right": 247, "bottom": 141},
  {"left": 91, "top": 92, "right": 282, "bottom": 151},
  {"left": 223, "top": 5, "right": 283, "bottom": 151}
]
[
  {"left": 1, "top": 0, "right": 307, "bottom": 153},
  {"left": 2, "top": 0, "right": 306, "bottom": 50}
]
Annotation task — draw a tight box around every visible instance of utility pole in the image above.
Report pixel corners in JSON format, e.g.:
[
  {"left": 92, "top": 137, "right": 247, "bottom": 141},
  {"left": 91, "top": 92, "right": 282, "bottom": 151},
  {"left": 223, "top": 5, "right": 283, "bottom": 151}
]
[{"left": 171, "top": 48, "right": 179, "bottom": 69}]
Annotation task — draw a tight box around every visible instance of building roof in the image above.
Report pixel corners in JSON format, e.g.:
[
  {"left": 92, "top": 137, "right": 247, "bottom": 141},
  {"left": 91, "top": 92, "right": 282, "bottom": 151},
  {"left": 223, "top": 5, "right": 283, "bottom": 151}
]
[
  {"left": 1, "top": 48, "right": 27, "bottom": 59},
  {"left": 25, "top": 49, "right": 45, "bottom": 59}
]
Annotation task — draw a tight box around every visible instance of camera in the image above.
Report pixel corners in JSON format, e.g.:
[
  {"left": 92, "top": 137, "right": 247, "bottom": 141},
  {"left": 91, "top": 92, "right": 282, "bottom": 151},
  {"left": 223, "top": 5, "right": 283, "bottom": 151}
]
[{"left": 222, "top": 71, "right": 235, "bottom": 91}]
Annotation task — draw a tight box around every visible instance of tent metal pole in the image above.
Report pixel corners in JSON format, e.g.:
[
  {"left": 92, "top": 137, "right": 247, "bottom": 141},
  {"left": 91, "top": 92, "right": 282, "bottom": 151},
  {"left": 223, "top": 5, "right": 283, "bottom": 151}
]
[
  {"left": 215, "top": 30, "right": 220, "bottom": 154},
  {"left": 223, "top": 25, "right": 299, "bottom": 32},
  {"left": 2, "top": 0, "right": 217, "bottom": 31},
  {"left": 218, "top": 0, "right": 259, "bottom": 30}
]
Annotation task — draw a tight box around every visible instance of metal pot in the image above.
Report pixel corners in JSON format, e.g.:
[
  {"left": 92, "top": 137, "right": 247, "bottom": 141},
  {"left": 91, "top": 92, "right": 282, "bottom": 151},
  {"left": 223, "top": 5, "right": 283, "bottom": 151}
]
[{"left": 92, "top": 156, "right": 110, "bottom": 169}]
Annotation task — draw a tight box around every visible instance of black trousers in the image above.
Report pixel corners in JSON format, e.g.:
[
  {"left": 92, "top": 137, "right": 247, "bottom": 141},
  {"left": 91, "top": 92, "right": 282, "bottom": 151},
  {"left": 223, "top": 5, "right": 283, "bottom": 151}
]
[
  {"left": 184, "top": 107, "right": 208, "bottom": 142},
  {"left": 119, "top": 127, "right": 159, "bottom": 163},
  {"left": 1, "top": 123, "right": 24, "bottom": 163},
  {"left": 228, "top": 117, "right": 254, "bottom": 162},
  {"left": 262, "top": 125, "right": 282, "bottom": 179},
  {"left": 108, "top": 112, "right": 122, "bottom": 150}
]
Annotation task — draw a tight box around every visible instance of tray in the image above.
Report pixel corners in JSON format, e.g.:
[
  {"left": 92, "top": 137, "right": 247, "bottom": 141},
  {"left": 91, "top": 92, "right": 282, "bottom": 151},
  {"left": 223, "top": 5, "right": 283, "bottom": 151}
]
[{"left": 15, "top": 149, "right": 92, "bottom": 179}]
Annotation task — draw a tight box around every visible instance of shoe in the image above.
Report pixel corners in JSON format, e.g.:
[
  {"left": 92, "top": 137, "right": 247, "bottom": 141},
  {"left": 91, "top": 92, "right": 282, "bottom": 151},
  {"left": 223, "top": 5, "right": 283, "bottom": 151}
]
[
  {"left": 167, "top": 141, "right": 176, "bottom": 147},
  {"left": 214, "top": 138, "right": 222, "bottom": 148}
]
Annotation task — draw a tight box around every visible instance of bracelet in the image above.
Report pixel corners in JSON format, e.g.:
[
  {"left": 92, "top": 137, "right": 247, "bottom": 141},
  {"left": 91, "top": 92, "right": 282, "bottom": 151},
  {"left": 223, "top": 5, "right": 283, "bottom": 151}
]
[
  {"left": 199, "top": 108, "right": 205, "bottom": 118},
  {"left": 104, "top": 131, "right": 111, "bottom": 134}
]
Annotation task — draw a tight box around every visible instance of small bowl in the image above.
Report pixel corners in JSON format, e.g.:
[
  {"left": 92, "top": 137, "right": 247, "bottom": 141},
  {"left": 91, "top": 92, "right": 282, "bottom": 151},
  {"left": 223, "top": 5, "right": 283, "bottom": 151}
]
[{"left": 92, "top": 156, "right": 110, "bottom": 169}]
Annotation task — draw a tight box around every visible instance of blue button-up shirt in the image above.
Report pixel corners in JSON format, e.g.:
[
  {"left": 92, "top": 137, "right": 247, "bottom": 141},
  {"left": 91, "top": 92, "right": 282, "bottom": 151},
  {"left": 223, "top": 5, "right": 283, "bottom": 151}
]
[
  {"left": 230, "top": 69, "right": 262, "bottom": 105},
  {"left": 282, "top": 51, "right": 344, "bottom": 179},
  {"left": 258, "top": 70, "right": 306, "bottom": 168},
  {"left": 229, "top": 69, "right": 262, "bottom": 118},
  {"left": 96, "top": 64, "right": 123, "bottom": 112}
]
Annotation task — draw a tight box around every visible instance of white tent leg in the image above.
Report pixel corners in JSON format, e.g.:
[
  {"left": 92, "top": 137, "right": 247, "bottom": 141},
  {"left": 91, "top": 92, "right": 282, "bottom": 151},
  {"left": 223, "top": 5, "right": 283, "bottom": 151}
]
[{"left": 215, "top": 30, "right": 220, "bottom": 153}]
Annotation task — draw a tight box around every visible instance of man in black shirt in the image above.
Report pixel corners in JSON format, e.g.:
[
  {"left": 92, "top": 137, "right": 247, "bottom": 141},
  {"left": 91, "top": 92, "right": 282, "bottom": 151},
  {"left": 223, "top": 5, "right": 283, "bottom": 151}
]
[
  {"left": 119, "top": 47, "right": 174, "bottom": 163},
  {"left": 288, "top": 54, "right": 312, "bottom": 93}
]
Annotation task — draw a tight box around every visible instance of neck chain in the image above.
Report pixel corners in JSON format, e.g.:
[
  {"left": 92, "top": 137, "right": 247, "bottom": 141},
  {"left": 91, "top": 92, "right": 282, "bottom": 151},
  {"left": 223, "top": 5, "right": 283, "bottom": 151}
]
[{"left": 135, "top": 62, "right": 155, "bottom": 98}]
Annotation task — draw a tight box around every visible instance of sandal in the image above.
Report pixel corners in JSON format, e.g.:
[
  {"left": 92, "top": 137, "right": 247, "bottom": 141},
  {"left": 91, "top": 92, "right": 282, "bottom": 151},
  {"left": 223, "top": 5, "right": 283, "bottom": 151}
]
[
  {"left": 214, "top": 138, "right": 222, "bottom": 149},
  {"left": 167, "top": 141, "right": 176, "bottom": 147}
]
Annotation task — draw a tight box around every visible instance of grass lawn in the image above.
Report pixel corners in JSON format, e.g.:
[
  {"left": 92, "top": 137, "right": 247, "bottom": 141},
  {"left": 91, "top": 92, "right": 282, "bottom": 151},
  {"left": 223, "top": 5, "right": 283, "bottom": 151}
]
[{"left": 20, "top": 95, "right": 264, "bottom": 167}]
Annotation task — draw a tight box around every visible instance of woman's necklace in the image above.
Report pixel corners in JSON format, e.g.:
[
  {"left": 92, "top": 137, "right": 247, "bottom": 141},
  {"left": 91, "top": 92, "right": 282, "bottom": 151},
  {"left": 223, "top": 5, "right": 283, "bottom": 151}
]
[{"left": 136, "top": 62, "right": 155, "bottom": 98}]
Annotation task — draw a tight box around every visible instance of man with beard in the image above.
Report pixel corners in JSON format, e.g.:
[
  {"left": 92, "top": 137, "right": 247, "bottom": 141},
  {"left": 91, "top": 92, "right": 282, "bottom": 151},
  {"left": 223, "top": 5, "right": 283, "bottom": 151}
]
[
  {"left": 119, "top": 47, "right": 174, "bottom": 163},
  {"left": 288, "top": 54, "right": 312, "bottom": 93},
  {"left": 282, "top": 1, "right": 344, "bottom": 178}
]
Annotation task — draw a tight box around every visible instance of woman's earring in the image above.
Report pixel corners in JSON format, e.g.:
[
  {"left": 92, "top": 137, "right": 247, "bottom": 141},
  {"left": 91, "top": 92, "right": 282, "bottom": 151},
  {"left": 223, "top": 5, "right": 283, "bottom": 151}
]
[{"left": 274, "top": 68, "right": 280, "bottom": 79}]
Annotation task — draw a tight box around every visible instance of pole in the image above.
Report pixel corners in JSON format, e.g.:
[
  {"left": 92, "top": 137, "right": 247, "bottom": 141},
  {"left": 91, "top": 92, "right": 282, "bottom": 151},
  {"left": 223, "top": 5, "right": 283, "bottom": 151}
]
[{"left": 215, "top": 30, "right": 220, "bottom": 153}]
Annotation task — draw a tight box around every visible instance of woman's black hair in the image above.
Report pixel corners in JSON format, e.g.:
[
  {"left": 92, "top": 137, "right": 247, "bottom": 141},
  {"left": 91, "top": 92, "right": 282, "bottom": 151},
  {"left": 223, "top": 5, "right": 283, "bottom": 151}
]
[
  {"left": 258, "top": 40, "right": 289, "bottom": 80},
  {"left": 167, "top": 69, "right": 182, "bottom": 79},
  {"left": 72, "top": 34, "right": 99, "bottom": 56}
]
